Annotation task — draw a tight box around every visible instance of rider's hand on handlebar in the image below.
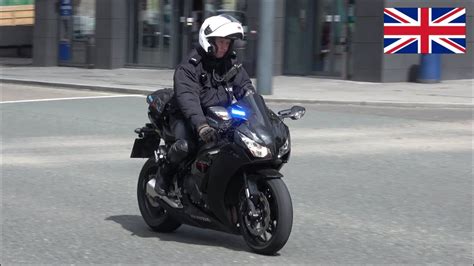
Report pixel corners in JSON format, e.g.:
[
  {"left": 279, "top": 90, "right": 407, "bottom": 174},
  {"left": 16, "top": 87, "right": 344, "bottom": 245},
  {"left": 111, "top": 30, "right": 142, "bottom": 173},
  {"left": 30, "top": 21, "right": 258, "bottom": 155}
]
[{"left": 198, "top": 124, "right": 217, "bottom": 143}]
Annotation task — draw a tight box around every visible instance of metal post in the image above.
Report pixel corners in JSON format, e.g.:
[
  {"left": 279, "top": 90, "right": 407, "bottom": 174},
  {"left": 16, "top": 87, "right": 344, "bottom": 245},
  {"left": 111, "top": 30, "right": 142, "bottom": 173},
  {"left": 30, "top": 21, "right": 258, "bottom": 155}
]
[{"left": 256, "top": 0, "right": 276, "bottom": 95}]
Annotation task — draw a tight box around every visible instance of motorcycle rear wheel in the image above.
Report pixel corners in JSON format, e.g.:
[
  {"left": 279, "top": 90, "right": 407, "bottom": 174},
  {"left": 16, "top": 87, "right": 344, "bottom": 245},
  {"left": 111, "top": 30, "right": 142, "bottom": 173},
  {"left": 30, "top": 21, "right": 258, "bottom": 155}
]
[
  {"left": 137, "top": 158, "right": 181, "bottom": 232},
  {"left": 239, "top": 178, "right": 293, "bottom": 255}
]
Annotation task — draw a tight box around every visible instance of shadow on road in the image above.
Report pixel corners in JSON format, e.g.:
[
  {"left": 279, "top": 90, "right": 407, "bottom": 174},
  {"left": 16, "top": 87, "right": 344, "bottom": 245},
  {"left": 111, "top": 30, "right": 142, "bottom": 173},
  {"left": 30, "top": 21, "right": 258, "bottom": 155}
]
[{"left": 105, "top": 215, "right": 249, "bottom": 252}]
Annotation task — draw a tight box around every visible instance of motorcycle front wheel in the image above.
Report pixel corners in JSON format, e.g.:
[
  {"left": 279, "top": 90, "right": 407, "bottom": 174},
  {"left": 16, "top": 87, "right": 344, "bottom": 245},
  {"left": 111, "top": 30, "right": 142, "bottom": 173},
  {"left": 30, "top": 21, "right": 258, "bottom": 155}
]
[
  {"left": 137, "top": 158, "right": 181, "bottom": 232},
  {"left": 239, "top": 178, "right": 293, "bottom": 255}
]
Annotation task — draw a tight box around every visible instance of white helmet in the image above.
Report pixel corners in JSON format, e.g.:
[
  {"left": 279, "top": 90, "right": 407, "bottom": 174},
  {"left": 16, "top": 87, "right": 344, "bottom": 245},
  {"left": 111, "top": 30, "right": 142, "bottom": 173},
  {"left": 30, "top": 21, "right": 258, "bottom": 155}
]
[{"left": 199, "top": 14, "right": 244, "bottom": 55}]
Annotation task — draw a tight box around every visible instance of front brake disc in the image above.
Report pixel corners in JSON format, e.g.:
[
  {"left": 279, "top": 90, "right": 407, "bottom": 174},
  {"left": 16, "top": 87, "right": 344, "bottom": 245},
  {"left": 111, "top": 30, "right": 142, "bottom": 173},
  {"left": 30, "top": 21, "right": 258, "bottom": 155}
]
[{"left": 244, "top": 192, "right": 271, "bottom": 237}]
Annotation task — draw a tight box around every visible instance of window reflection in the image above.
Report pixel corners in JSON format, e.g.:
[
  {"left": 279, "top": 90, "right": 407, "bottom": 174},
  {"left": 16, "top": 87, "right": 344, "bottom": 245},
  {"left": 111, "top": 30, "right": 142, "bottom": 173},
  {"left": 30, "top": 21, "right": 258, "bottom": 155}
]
[
  {"left": 136, "top": 0, "right": 171, "bottom": 66},
  {"left": 204, "top": 0, "right": 248, "bottom": 26},
  {"left": 139, "top": 0, "right": 171, "bottom": 49},
  {"left": 140, "top": 0, "right": 160, "bottom": 48},
  {"left": 72, "top": 0, "right": 95, "bottom": 41}
]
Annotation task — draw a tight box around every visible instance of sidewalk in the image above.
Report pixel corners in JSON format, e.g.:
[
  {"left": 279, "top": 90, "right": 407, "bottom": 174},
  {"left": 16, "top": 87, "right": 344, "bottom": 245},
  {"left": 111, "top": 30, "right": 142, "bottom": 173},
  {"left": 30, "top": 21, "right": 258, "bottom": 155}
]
[{"left": 1, "top": 57, "right": 472, "bottom": 108}]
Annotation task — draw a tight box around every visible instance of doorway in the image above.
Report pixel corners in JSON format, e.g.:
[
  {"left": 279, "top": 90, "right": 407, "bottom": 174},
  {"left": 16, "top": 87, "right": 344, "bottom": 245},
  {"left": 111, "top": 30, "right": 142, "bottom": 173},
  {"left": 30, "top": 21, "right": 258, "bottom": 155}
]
[
  {"left": 130, "top": 0, "right": 202, "bottom": 67},
  {"left": 58, "top": 0, "right": 96, "bottom": 67},
  {"left": 134, "top": 0, "right": 173, "bottom": 67},
  {"left": 284, "top": 0, "right": 350, "bottom": 77}
]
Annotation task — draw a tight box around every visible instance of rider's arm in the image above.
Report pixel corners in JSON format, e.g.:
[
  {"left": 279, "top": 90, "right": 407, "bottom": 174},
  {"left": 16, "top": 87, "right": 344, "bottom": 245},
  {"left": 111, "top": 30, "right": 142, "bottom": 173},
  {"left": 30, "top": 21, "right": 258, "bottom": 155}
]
[
  {"left": 232, "top": 67, "right": 256, "bottom": 100},
  {"left": 173, "top": 65, "right": 207, "bottom": 131}
]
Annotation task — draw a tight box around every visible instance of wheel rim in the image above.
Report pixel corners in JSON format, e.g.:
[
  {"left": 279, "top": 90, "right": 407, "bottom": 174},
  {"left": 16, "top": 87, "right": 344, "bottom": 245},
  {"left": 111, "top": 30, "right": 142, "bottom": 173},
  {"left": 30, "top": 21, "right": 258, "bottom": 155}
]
[{"left": 240, "top": 183, "right": 278, "bottom": 245}]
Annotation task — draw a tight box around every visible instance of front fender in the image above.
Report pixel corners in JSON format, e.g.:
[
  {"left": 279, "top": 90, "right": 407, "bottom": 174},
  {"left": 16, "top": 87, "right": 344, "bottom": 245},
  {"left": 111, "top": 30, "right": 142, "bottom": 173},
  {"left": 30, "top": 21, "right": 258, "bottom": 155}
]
[{"left": 254, "top": 168, "right": 283, "bottom": 179}]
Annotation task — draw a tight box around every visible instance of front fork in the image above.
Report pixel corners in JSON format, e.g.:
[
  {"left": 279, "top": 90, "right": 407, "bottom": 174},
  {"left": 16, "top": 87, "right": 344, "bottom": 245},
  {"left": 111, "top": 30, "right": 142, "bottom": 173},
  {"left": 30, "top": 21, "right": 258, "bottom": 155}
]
[{"left": 243, "top": 172, "right": 261, "bottom": 219}]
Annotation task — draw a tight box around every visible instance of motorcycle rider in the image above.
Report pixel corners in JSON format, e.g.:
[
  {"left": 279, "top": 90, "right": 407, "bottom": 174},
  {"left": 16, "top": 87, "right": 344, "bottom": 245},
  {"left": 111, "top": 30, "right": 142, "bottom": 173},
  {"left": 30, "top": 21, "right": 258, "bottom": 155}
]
[{"left": 154, "top": 14, "right": 256, "bottom": 196}]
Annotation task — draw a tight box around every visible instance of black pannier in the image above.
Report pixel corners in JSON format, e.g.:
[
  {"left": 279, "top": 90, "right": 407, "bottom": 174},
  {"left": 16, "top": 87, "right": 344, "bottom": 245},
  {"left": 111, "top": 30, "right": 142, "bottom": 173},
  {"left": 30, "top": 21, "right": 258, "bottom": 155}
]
[
  {"left": 131, "top": 88, "right": 175, "bottom": 158},
  {"left": 147, "top": 88, "right": 174, "bottom": 116},
  {"left": 146, "top": 88, "right": 175, "bottom": 127}
]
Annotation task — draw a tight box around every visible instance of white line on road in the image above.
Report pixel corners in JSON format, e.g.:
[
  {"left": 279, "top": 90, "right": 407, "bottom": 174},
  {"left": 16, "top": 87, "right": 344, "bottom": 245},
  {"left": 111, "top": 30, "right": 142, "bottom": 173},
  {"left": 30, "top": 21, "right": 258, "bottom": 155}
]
[{"left": 0, "top": 95, "right": 145, "bottom": 104}]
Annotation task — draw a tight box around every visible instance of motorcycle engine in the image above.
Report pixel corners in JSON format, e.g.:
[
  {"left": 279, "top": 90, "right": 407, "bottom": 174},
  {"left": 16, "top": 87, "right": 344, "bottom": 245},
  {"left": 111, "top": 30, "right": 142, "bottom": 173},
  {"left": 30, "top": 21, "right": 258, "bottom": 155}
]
[{"left": 184, "top": 174, "right": 204, "bottom": 205}]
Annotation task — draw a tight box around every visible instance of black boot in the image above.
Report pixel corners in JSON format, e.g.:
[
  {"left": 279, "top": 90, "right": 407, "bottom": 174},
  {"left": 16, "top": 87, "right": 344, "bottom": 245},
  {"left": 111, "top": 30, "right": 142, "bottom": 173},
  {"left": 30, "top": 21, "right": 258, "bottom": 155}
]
[
  {"left": 154, "top": 140, "right": 188, "bottom": 196},
  {"left": 154, "top": 165, "right": 173, "bottom": 196}
]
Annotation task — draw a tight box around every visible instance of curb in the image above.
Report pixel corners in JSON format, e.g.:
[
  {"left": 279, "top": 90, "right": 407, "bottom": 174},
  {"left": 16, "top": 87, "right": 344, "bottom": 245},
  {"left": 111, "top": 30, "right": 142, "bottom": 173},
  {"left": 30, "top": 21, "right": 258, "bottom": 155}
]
[
  {"left": 2, "top": 78, "right": 472, "bottom": 109},
  {"left": 1, "top": 78, "right": 154, "bottom": 95},
  {"left": 262, "top": 98, "right": 474, "bottom": 108}
]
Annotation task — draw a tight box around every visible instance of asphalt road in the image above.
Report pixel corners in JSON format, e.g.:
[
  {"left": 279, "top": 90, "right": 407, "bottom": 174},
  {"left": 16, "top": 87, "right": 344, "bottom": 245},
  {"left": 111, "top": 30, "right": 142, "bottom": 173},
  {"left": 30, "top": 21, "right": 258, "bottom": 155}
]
[{"left": 1, "top": 84, "right": 472, "bottom": 264}]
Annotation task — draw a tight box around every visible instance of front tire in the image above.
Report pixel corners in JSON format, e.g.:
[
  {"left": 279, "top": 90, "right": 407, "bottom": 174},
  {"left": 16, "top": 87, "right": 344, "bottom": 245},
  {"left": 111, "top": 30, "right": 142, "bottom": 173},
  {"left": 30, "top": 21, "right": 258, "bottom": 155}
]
[
  {"left": 239, "top": 178, "right": 293, "bottom": 255},
  {"left": 137, "top": 158, "right": 181, "bottom": 232}
]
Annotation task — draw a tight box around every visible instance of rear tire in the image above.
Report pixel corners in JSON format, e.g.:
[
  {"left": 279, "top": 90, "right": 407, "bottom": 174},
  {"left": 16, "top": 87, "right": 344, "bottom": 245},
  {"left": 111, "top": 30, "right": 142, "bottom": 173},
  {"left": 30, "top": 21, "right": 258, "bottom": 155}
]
[
  {"left": 239, "top": 178, "right": 293, "bottom": 255},
  {"left": 137, "top": 158, "right": 181, "bottom": 232}
]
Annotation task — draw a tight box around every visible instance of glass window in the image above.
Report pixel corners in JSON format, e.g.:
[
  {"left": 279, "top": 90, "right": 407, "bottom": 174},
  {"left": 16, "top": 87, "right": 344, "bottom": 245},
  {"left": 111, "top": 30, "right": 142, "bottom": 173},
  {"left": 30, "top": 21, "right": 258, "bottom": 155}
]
[
  {"left": 138, "top": 0, "right": 171, "bottom": 48},
  {"left": 72, "top": 0, "right": 95, "bottom": 41},
  {"left": 135, "top": 0, "right": 172, "bottom": 66},
  {"left": 204, "top": 0, "right": 247, "bottom": 26},
  {"left": 140, "top": 0, "right": 159, "bottom": 48}
]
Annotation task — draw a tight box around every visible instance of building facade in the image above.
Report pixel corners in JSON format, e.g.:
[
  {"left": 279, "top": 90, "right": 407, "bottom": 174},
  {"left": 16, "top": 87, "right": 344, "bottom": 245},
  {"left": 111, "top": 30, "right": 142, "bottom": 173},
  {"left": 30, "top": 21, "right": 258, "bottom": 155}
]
[
  {"left": 33, "top": 0, "right": 473, "bottom": 82},
  {"left": 0, "top": 0, "right": 34, "bottom": 57}
]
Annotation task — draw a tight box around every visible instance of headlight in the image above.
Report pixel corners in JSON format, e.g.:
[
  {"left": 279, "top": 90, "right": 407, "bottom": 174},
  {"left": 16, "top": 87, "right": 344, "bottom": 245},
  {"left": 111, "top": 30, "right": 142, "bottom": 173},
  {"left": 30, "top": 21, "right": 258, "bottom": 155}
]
[
  {"left": 278, "top": 138, "right": 290, "bottom": 158},
  {"left": 238, "top": 132, "right": 271, "bottom": 158}
]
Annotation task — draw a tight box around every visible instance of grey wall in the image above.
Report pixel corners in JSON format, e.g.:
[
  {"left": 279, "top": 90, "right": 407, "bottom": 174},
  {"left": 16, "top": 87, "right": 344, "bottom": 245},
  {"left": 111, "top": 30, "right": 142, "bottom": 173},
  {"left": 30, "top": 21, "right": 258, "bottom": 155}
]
[
  {"left": 350, "top": 0, "right": 385, "bottom": 82},
  {"left": 33, "top": 0, "right": 58, "bottom": 66},
  {"left": 94, "top": 0, "right": 128, "bottom": 69},
  {"left": 382, "top": 0, "right": 473, "bottom": 82},
  {"left": 274, "top": 0, "right": 285, "bottom": 75}
]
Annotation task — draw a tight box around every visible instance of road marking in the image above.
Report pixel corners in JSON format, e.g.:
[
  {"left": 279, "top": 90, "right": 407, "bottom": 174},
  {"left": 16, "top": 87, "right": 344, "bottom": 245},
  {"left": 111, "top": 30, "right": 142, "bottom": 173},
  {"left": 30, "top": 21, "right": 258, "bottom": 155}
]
[{"left": 0, "top": 95, "right": 145, "bottom": 104}]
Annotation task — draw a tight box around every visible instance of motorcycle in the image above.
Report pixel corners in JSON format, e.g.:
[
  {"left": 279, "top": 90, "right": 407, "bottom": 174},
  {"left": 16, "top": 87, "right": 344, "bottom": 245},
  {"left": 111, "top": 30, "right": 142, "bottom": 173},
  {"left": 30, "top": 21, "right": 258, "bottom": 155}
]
[{"left": 131, "top": 90, "right": 305, "bottom": 255}]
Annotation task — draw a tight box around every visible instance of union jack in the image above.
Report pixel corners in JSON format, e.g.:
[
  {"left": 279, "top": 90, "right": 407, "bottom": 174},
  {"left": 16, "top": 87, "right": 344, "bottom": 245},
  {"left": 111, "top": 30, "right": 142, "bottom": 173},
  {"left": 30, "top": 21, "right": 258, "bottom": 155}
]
[{"left": 384, "top": 7, "right": 466, "bottom": 54}]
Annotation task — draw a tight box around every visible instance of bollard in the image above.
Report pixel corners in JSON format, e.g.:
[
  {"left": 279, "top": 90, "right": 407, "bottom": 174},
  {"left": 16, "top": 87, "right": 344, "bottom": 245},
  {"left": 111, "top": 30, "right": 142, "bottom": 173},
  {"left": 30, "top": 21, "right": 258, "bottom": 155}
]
[
  {"left": 417, "top": 54, "right": 441, "bottom": 83},
  {"left": 59, "top": 41, "right": 71, "bottom": 61}
]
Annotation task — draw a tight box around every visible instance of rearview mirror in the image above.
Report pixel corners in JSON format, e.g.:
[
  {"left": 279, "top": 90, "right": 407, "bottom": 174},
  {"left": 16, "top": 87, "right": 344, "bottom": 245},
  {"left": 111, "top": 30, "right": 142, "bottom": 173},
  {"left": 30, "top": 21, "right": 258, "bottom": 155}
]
[
  {"left": 207, "top": 106, "right": 231, "bottom": 121},
  {"left": 278, "top": 106, "right": 306, "bottom": 120}
]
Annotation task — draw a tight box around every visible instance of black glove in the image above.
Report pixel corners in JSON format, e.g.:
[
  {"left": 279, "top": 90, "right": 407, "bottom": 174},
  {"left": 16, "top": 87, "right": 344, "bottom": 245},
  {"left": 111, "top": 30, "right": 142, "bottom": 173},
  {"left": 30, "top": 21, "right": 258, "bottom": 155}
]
[{"left": 198, "top": 124, "right": 217, "bottom": 143}]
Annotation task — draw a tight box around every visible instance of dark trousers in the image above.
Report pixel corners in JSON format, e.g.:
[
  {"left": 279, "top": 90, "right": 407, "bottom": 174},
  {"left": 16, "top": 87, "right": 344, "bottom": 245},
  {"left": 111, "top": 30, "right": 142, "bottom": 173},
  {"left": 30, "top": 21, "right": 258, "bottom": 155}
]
[{"left": 168, "top": 114, "right": 197, "bottom": 164}]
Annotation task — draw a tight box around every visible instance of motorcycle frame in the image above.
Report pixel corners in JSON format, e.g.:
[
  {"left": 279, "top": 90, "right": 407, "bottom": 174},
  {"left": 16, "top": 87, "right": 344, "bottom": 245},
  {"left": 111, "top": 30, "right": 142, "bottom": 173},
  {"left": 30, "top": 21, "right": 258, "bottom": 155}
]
[{"left": 148, "top": 139, "right": 285, "bottom": 235}]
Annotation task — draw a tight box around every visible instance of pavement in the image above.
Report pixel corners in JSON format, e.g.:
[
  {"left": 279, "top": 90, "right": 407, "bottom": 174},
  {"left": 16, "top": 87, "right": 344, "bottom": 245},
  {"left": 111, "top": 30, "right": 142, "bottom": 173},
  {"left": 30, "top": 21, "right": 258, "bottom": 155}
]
[{"left": 0, "top": 57, "right": 473, "bottom": 108}]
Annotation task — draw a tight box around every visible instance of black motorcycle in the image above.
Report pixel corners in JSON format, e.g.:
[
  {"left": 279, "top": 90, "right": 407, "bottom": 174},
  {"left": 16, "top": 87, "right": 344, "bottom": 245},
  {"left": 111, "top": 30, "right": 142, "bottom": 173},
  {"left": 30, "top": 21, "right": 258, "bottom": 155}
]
[{"left": 131, "top": 90, "right": 305, "bottom": 255}]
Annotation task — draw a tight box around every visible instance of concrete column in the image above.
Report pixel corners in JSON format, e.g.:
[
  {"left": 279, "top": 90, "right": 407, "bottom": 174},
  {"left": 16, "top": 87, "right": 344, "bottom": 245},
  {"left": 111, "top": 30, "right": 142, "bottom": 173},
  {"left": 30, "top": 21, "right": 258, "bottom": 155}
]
[
  {"left": 256, "top": 0, "right": 276, "bottom": 95},
  {"left": 95, "top": 0, "right": 128, "bottom": 69},
  {"left": 350, "top": 0, "right": 384, "bottom": 82},
  {"left": 33, "top": 0, "right": 59, "bottom": 66}
]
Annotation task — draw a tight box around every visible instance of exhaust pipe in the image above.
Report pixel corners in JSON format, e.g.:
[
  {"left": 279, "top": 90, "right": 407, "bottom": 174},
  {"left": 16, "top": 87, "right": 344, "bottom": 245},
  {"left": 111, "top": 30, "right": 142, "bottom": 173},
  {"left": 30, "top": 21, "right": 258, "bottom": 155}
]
[
  {"left": 146, "top": 178, "right": 160, "bottom": 198},
  {"left": 146, "top": 178, "right": 183, "bottom": 209}
]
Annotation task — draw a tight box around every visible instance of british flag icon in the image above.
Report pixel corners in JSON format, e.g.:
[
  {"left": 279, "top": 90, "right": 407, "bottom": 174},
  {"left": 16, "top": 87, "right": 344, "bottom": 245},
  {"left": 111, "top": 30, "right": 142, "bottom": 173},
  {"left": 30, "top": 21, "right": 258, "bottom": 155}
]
[{"left": 384, "top": 7, "right": 466, "bottom": 54}]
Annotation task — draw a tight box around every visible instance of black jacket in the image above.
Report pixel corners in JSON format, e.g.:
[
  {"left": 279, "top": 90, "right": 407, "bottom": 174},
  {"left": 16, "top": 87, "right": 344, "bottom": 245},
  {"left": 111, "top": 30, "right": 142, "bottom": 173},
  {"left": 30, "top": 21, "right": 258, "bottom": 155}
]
[{"left": 173, "top": 48, "right": 255, "bottom": 131}]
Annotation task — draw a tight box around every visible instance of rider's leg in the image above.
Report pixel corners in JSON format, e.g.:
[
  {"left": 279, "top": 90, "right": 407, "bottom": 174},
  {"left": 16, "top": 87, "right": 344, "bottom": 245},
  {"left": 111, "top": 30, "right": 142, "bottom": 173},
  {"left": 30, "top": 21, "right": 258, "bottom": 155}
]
[{"left": 155, "top": 116, "right": 196, "bottom": 195}]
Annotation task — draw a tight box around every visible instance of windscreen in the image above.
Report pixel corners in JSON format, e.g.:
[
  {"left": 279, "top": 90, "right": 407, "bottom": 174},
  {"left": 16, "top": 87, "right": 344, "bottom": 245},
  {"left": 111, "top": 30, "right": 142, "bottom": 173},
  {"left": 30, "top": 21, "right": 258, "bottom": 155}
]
[{"left": 229, "top": 93, "right": 277, "bottom": 146}]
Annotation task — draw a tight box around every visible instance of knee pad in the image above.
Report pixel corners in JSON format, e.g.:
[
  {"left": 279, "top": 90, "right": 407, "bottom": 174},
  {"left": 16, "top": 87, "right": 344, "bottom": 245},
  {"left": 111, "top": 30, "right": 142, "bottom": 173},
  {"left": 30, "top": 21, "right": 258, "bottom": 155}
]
[{"left": 168, "top": 139, "right": 189, "bottom": 164}]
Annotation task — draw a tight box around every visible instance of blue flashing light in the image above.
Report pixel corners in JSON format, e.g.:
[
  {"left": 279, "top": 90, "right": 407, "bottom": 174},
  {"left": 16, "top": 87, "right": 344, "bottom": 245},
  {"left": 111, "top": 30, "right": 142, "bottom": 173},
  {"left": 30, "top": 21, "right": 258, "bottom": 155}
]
[{"left": 230, "top": 106, "right": 247, "bottom": 119}]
